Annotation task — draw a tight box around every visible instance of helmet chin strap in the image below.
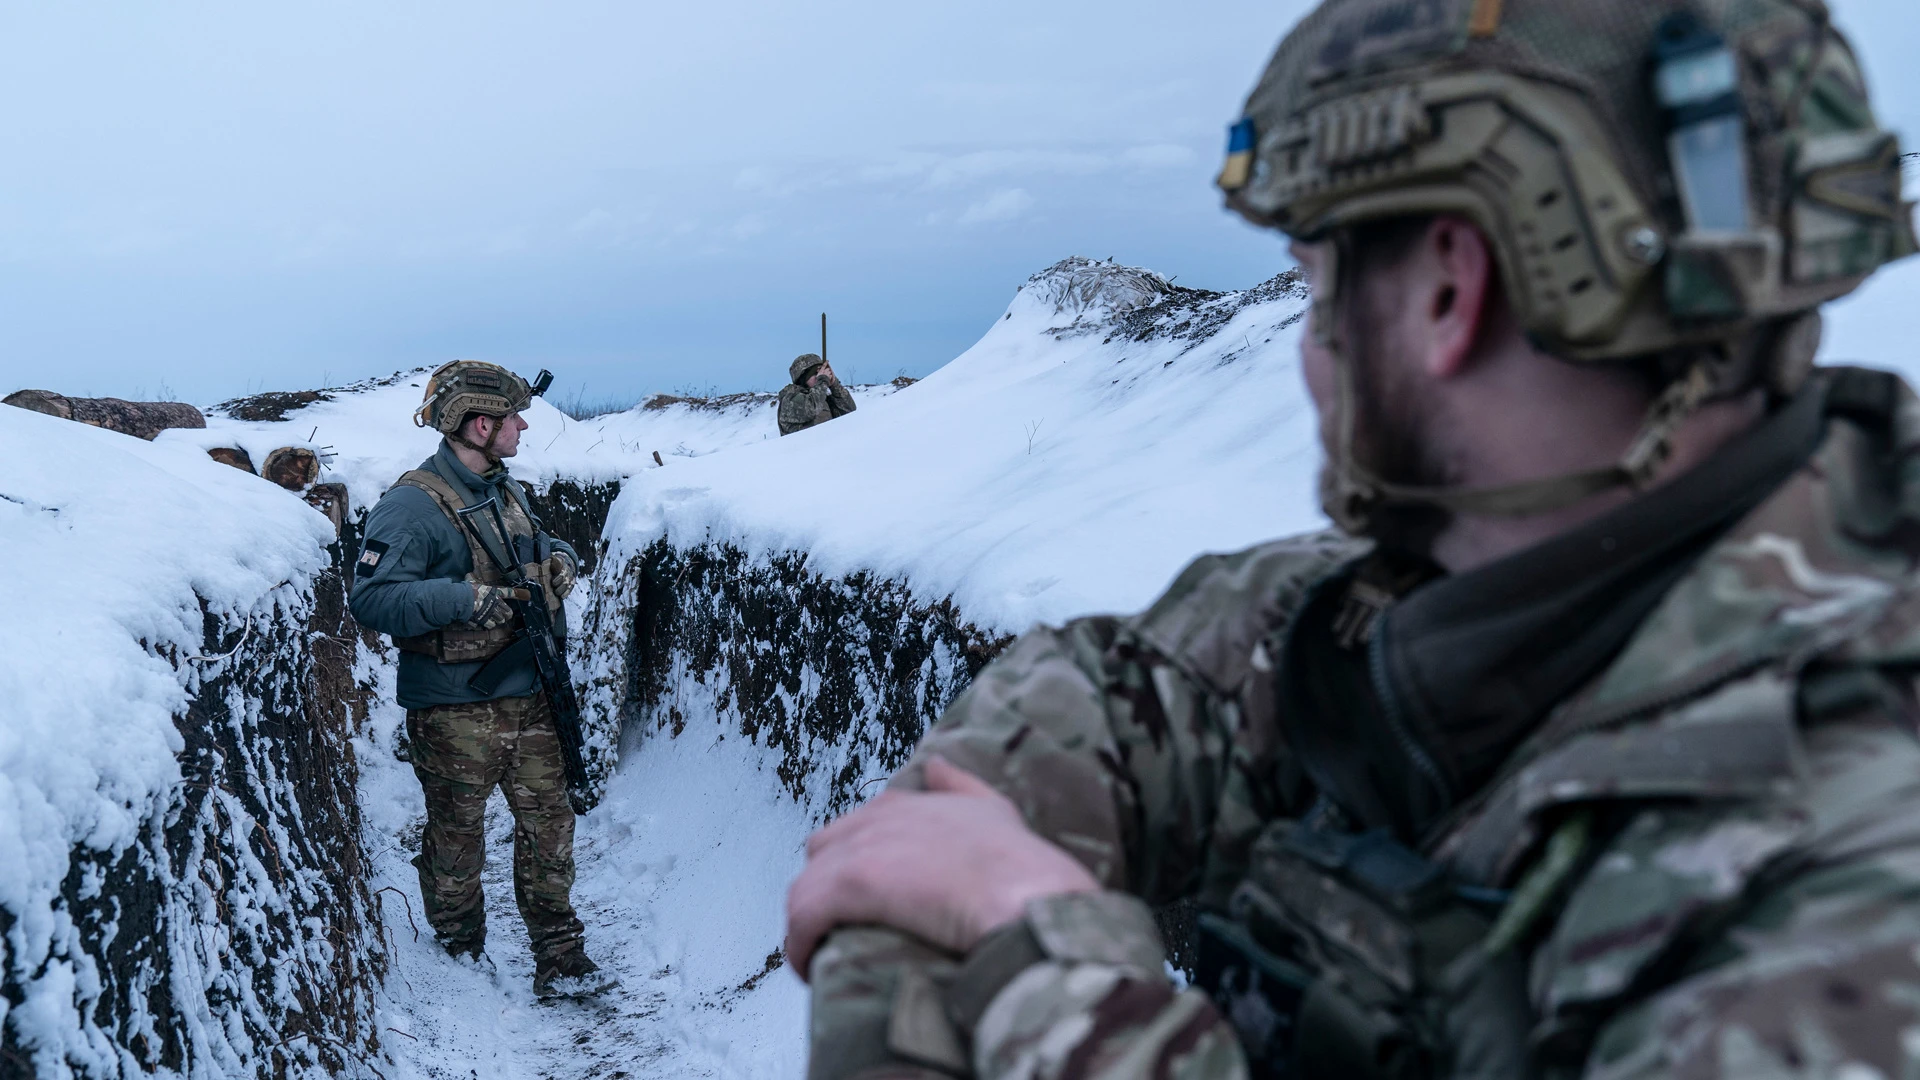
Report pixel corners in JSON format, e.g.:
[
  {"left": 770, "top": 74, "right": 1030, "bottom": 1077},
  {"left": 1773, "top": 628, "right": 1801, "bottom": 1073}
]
[
  {"left": 1318, "top": 236, "right": 1715, "bottom": 538},
  {"left": 451, "top": 416, "right": 506, "bottom": 472}
]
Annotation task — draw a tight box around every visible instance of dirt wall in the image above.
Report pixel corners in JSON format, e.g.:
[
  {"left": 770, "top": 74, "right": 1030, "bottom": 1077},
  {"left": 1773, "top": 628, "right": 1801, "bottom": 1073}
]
[
  {"left": 579, "top": 539, "right": 1012, "bottom": 818},
  {"left": 0, "top": 570, "right": 384, "bottom": 1079}
]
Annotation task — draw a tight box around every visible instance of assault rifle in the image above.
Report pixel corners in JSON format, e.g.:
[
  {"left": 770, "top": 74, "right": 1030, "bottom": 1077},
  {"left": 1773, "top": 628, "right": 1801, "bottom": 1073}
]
[{"left": 455, "top": 497, "right": 595, "bottom": 815}]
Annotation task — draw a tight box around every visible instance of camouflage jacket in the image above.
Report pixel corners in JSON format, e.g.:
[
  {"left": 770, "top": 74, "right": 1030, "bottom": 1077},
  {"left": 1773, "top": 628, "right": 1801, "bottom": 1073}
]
[
  {"left": 808, "top": 367, "right": 1920, "bottom": 1080},
  {"left": 779, "top": 376, "right": 857, "bottom": 436}
]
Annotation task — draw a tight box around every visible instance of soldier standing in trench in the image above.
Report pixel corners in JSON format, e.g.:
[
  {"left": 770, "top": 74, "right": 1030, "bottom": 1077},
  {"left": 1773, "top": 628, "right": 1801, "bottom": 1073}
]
[
  {"left": 350, "top": 360, "right": 614, "bottom": 998},
  {"left": 778, "top": 352, "right": 858, "bottom": 436},
  {"left": 785, "top": 1, "right": 1920, "bottom": 1077}
]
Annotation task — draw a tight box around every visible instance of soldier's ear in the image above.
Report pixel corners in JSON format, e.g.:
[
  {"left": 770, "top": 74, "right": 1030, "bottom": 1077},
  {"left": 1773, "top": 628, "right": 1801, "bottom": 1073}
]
[{"left": 1417, "top": 216, "right": 1495, "bottom": 381}]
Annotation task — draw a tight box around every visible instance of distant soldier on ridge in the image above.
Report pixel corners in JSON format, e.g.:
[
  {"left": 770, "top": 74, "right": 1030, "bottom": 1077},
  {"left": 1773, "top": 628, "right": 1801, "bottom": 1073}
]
[
  {"left": 350, "top": 360, "right": 613, "bottom": 999},
  {"left": 777, "top": 352, "right": 856, "bottom": 436}
]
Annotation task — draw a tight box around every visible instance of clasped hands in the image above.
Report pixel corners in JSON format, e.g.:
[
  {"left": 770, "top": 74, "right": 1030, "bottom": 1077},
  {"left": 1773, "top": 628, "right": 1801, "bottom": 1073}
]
[{"left": 785, "top": 757, "right": 1100, "bottom": 980}]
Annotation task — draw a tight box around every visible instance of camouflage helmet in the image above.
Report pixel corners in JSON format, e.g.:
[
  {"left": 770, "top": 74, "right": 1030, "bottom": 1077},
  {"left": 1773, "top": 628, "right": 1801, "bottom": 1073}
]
[
  {"left": 790, "top": 353, "right": 825, "bottom": 385},
  {"left": 1221, "top": 0, "right": 1915, "bottom": 534},
  {"left": 412, "top": 360, "right": 539, "bottom": 436},
  {"left": 1220, "top": 0, "right": 1915, "bottom": 367}
]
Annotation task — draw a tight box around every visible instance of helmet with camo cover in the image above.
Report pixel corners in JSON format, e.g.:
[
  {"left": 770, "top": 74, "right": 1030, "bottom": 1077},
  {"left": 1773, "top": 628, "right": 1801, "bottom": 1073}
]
[
  {"left": 1219, "top": 0, "right": 1916, "bottom": 528},
  {"left": 790, "top": 353, "right": 825, "bottom": 385},
  {"left": 412, "top": 360, "right": 540, "bottom": 436}
]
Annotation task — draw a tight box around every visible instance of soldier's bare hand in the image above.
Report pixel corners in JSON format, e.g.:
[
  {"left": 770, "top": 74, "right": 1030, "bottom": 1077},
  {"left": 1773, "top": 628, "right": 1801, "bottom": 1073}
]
[{"left": 784, "top": 756, "right": 1099, "bottom": 981}]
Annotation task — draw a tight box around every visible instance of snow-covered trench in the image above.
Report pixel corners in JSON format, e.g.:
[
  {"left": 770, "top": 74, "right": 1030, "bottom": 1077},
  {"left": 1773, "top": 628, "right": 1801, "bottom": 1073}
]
[
  {"left": 337, "top": 260, "right": 1327, "bottom": 1080},
  {"left": 478, "top": 258, "right": 1329, "bottom": 1076},
  {"left": 2, "top": 260, "right": 1325, "bottom": 1079},
  {"left": 15, "top": 243, "right": 1920, "bottom": 1078}
]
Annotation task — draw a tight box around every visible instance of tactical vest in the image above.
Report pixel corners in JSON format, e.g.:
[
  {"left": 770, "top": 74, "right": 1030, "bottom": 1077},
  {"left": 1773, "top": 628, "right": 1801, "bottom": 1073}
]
[
  {"left": 388, "top": 467, "right": 567, "bottom": 664},
  {"left": 1198, "top": 814, "right": 1552, "bottom": 1080}
]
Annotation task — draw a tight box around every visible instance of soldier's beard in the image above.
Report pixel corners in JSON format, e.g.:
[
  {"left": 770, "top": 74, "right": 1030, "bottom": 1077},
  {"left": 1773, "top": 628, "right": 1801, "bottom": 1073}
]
[{"left": 1327, "top": 291, "right": 1455, "bottom": 555}]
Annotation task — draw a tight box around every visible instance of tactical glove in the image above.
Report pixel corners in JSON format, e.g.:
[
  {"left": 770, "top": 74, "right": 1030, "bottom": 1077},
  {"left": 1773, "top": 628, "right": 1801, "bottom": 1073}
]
[
  {"left": 470, "top": 584, "right": 529, "bottom": 630},
  {"left": 546, "top": 551, "right": 578, "bottom": 599}
]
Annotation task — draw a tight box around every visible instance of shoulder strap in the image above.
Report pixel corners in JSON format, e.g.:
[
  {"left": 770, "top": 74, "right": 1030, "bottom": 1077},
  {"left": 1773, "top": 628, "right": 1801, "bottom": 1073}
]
[
  {"left": 395, "top": 469, "right": 513, "bottom": 578},
  {"left": 501, "top": 475, "right": 538, "bottom": 525},
  {"left": 394, "top": 468, "right": 469, "bottom": 516}
]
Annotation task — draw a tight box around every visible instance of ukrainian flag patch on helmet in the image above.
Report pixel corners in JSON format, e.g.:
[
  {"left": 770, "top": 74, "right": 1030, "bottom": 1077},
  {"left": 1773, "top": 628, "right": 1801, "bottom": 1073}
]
[{"left": 1218, "top": 119, "right": 1257, "bottom": 192}]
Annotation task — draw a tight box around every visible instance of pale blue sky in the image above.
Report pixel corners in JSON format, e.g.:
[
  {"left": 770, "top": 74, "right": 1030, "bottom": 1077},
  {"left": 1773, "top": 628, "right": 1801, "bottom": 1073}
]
[{"left": 1, "top": 1, "right": 1916, "bottom": 404}]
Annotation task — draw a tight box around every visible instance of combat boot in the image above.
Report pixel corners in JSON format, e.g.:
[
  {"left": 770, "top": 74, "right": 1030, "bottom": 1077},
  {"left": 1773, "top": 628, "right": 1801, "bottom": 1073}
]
[
  {"left": 533, "top": 948, "right": 616, "bottom": 999},
  {"left": 439, "top": 935, "right": 498, "bottom": 979}
]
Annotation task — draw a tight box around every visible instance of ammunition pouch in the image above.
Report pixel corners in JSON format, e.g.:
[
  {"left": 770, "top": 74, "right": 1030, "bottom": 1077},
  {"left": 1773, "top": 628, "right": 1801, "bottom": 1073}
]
[
  {"left": 1197, "top": 822, "right": 1534, "bottom": 1080},
  {"left": 393, "top": 621, "right": 519, "bottom": 664}
]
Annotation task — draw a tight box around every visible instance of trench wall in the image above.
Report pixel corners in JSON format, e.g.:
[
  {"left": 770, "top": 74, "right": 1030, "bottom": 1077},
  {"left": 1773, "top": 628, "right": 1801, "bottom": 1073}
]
[
  {"left": 574, "top": 535, "right": 1208, "bottom": 971},
  {"left": 1, "top": 563, "right": 384, "bottom": 1079},
  {"left": 578, "top": 539, "right": 1013, "bottom": 818}
]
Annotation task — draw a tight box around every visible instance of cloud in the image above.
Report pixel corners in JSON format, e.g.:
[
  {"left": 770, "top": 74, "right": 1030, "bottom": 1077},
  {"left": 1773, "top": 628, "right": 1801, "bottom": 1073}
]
[
  {"left": 956, "top": 188, "right": 1034, "bottom": 226},
  {"left": 922, "top": 150, "right": 1107, "bottom": 189},
  {"left": 1120, "top": 144, "right": 1196, "bottom": 169}
]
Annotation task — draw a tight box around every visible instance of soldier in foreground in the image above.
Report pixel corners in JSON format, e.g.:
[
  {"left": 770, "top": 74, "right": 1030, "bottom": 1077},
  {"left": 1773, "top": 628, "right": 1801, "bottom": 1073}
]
[
  {"left": 787, "top": 1, "right": 1920, "bottom": 1076},
  {"left": 779, "top": 352, "right": 857, "bottom": 436},
  {"left": 350, "top": 361, "right": 613, "bottom": 998}
]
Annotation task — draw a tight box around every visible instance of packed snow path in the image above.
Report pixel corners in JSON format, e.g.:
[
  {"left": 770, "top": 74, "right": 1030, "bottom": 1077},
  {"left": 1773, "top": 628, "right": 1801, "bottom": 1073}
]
[{"left": 360, "top": 705, "right": 810, "bottom": 1080}]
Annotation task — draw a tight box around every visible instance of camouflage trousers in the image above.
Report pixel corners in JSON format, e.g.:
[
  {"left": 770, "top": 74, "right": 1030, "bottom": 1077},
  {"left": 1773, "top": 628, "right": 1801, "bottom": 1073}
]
[{"left": 407, "top": 692, "right": 584, "bottom": 961}]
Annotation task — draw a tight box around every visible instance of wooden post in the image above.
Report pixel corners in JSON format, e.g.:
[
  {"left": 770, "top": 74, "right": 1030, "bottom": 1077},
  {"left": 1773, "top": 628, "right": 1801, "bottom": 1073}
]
[
  {"left": 262, "top": 447, "right": 321, "bottom": 491},
  {"left": 304, "top": 483, "right": 349, "bottom": 537},
  {"left": 207, "top": 447, "right": 257, "bottom": 474}
]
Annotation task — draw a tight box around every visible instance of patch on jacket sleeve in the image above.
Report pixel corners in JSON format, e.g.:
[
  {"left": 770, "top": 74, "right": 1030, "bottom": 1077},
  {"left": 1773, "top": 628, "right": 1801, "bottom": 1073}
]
[{"left": 356, "top": 539, "right": 391, "bottom": 578}]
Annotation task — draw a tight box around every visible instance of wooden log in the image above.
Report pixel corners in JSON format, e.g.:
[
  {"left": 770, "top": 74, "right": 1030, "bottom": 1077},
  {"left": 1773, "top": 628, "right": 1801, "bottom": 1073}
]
[
  {"left": 262, "top": 447, "right": 320, "bottom": 491},
  {"left": 303, "top": 483, "right": 349, "bottom": 537},
  {"left": 3, "top": 389, "right": 74, "bottom": 420},
  {"left": 207, "top": 447, "right": 257, "bottom": 474},
  {"left": 3, "top": 390, "right": 207, "bottom": 440}
]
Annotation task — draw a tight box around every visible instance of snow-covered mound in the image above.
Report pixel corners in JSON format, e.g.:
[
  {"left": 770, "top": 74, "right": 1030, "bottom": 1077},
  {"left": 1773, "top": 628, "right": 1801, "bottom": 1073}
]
[
  {"left": 0, "top": 407, "right": 382, "bottom": 1077},
  {"left": 158, "top": 372, "right": 908, "bottom": 518},
  {"left": 602, "top": 256, "right": 1320, "bottom": 633}
]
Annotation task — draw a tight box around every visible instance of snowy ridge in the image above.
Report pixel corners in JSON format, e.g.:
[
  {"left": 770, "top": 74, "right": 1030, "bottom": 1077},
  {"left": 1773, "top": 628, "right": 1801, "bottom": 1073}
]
[
  {"left": 160, "top": 371, "right": 909, "bottom": 517},
  {"left": 597, "top": 256, "right": 1323, "bottom": 636}
]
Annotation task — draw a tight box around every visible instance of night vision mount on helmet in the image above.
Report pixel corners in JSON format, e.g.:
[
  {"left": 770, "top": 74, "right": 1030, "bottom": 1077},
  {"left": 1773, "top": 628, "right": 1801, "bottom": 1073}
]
[{"left": 1219, "top": 0, "right": 1915, "bottom": 531}]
